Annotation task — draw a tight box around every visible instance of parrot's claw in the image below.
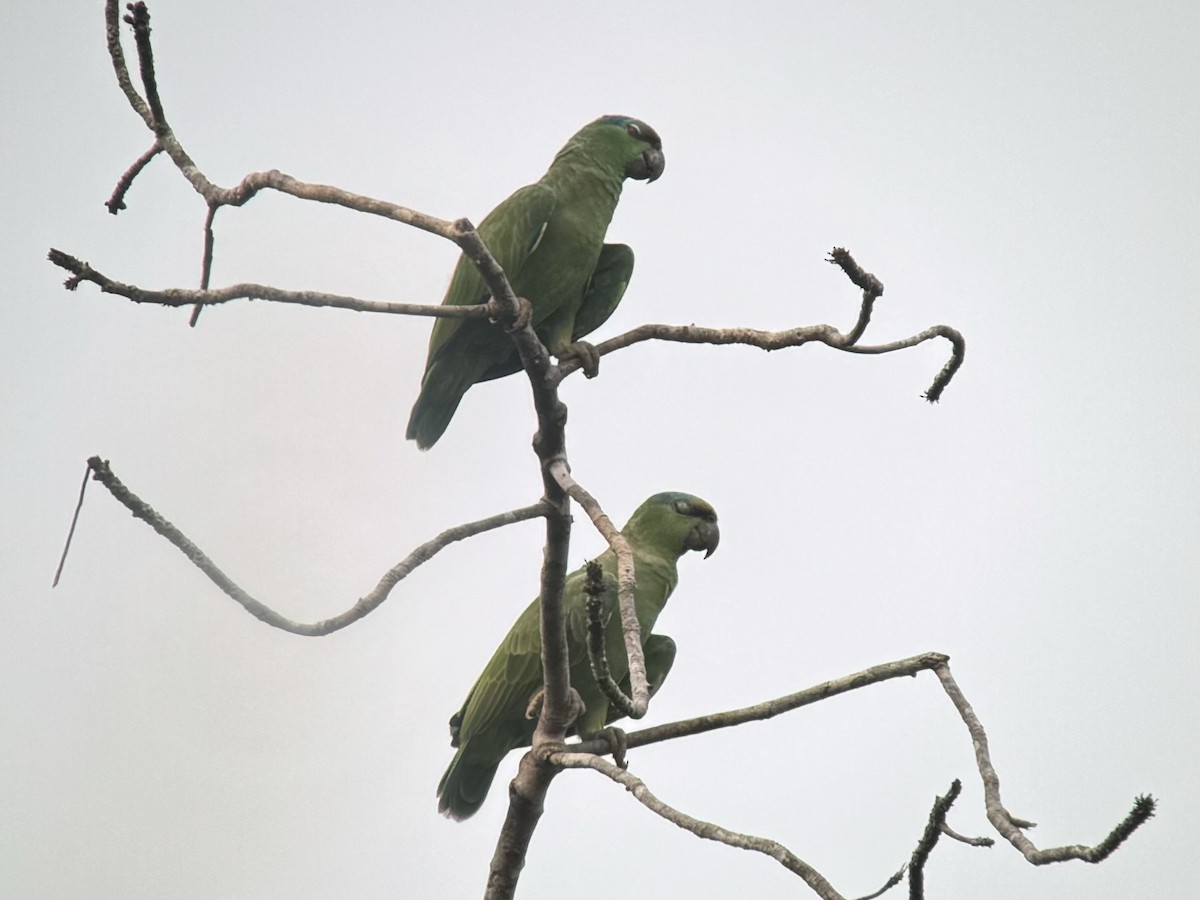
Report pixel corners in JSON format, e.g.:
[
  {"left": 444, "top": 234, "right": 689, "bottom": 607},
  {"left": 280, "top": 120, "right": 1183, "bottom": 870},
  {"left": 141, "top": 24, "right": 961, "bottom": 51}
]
[
  {"left": 525, "top": 686, "right": 587, "bottom": 731},
  {"left": 558, "top": 340, "right": 601, "bottom": 378},
  {"left": 524, "top": 687, "right": 544, "bottom": 721},
  {"left": 584, "top": 726, "right": 628, "bottom": 768},
  {"left": 501, "top": 296, "right": 533, "bottom": 333}
]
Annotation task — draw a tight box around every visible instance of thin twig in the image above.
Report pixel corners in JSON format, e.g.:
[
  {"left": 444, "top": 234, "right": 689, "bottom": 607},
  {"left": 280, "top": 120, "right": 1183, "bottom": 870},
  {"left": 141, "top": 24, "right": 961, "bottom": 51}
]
[
  {"left": 81, "top": 456, "right": 547, "bottom": 634},
  {"left": 934, "top": 662, "right": 1155, "bottom": 863},
  {"left": 939, "top": 823, "right": 994, "bottom": 848},
  {"left": 852, "top": 868, "right": 905, "bottom": 900},
  {"left": 52, "top": 463, "right": 92, "bottom": 587},
  {"left": 188, "top": 202, "right": 218, "bottom": 325},
  {"left": 106, "top": 143, "right": 161, "bottom": 213}
]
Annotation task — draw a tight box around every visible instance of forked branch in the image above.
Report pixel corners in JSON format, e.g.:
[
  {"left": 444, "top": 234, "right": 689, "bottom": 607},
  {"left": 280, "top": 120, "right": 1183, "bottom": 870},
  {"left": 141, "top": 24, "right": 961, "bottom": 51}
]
[
  {"left": 554, "top": 655, "right": 1152, "bottom": 899},
  {"left": 934, "top": 662, "right": 1156, "bottom": 864}
]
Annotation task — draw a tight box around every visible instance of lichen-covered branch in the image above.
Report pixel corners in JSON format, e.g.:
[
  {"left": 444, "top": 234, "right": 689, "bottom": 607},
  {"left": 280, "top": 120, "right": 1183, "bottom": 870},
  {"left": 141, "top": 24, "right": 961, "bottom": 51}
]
[
  {"left": 555, "top": 751, "right": 849, "bottom": 900},
  {"left": 582, "top": 561, "right": 637, "bottom": 719},
  {"left": 571, "top": 318, "right": 964, "bottom": 402},
  {"left": 47, "top": 249, "right": 496, "bottom": 319},
  {"left": 78, "top": 456, "right": 547, "bottom": 635},
  {"left": 939, "top": 823, "right": 994, "bottom": 848},
  {"left": 907, "top": 780, "right": 963, "bottom": 899},
  {"left": 550, "top": 461, "right": 647, "bottom": 717},
  {"left": 576, "top": 652, "right": 950, "bottom": 754},
  {"left": 558, "top": 654, "right": 1150, "bottom": 893},
  {"left": 934, "top": 661, "right": 1155, "bottom": 864},
  {"left": 547, "top": 247, "right": 963, "bottom": 401},
  {"left": 105, "top": 143, "right": 160, "bottom": 214}
]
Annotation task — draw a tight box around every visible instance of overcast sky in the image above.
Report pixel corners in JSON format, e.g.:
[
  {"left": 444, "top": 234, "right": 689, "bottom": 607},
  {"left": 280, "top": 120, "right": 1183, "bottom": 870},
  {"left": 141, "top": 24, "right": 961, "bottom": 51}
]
[{"left": 3, "top": 2, "right": 1197, "bottom": 898}]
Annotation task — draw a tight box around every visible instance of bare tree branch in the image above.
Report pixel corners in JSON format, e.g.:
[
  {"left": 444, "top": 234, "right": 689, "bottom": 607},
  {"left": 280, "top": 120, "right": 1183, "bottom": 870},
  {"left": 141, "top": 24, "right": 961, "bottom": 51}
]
[
  {"left": 853, "top": 868, "right": 906, "bottom": 900},
  {"left": 188, "top": 202, "right": 219, "bottom": 325},
  {"left": 577, "top": 652, "right": 950, "bottom": 753},
  {"left": 52, "top": 461, "right": 92, "bottom": 588},
  {"left": 556, "top": 654, "right": 1149, "bottom": 892},
  {"left": 582, "top": 561, "right": 638, "bottom": 719},
  {"left": 550, "top": 461, "right": 647, "bottom": 717},
  {"left": 46, "top": 249, "right": 496, "bottom": 318},
  {"left": 105, "top": 143, "right": 161, "bottom": 213},
  {"left": 104, "top": 1, "right": 152, "bottom": 130},
  {"left": 77, "top": 456, "right": 548, "bottom": 635},
  {"left": 555, "top": 751, "right": 849, "bottom": 900},
  {"left": 546, "top": 246, "right": 963, "bottom": 401},
  {"left": 908, "top": 780, "right": 962, "bottom": 900},
  {"left": 564, "top": 319, "right": 964, "bottom": 402},
  {"left": 939, "top": 823, "right": 994, "bottom": 848},
  {"left": 827, "top": 246, "right": 883, "bottom": 345},
  {"left": 828, "top": 246, "right": 885, "bottom": 297},
  {"left": 933, "top": 662, "right": 1156, "bottom": 864}
]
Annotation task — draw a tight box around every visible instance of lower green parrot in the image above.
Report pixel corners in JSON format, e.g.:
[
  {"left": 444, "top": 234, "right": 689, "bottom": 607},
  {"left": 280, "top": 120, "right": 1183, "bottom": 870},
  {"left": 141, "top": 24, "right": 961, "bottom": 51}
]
[
  {"left": 437, "top": 492, "right": 719, "bottom": 820},
  {"left": 406, "top": 115, "right": 665, "bottom": 450}
]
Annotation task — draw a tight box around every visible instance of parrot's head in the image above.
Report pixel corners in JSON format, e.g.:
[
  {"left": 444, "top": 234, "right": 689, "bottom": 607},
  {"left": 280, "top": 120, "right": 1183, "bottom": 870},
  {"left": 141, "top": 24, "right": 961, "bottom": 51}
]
[
  {"left": 623, "top": 492, "right": 719, "bottom": 560},
  {"left": 566, "top": 115, "right": 666, "bottom": 183}
]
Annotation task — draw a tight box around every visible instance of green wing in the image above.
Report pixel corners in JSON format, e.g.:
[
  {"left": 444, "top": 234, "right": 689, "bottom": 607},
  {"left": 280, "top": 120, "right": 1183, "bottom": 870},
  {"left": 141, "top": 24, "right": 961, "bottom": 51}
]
[
  {"left": 424, "top": 184, "right": 557, "bottom": 364},
  {"left": 407, "top": 116, "right": 665, "bottom": 450},
  {"left": 436, "top": 595, "right": 545, "bottom": 820},
  {"left": 406, "top": 184, "right": 556, "bottom": 450},
  {"left": 571, "top": 243, "right": 634, "bottom": 342}
]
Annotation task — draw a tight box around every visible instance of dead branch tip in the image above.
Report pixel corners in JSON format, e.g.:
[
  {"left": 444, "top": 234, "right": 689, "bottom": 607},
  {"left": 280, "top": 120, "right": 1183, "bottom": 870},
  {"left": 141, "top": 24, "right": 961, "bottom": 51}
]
[
  {"left": 1091, "top": 795, "right": 1157, "bottom": 863},
  {"left": 828, "top": 247, "right": 884, "bottom": 297},
  {"left": 908, "top": 779, "right": 964, "bottom": 898}
]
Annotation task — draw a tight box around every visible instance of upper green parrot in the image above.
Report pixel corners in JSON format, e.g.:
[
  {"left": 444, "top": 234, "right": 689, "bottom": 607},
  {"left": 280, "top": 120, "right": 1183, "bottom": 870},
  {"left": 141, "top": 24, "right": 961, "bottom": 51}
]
[
  {"left": 406, "top": 115, "right": 665, "bottom": 450},
  {"left": 437, "top": 492, "right": 719, "bottom": 820}
]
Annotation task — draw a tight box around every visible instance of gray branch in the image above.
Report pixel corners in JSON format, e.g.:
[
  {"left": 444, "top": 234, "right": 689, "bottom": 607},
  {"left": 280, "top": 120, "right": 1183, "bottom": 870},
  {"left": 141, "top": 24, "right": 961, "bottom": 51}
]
[
  {"left": 577, "top": 652, "right": 950, "bottom": 753},
  {"left": 933, "top": 662, "right": 1156, "bottom": 864},
  {"left": 76, "top": 456, "right": 547, "bottom": 635},
  {"left": 47, "top": 249, "right": 496, "bottom": 320},
  {"left": 554, "top": 751, "right": 849, "bottom": 900},
  {"left": 550, "top": 461, "right": 647, "bottom": 717},
  {"left": 582, "top": 562, "right": 638, "bottom": 719},
  {"left": 907, "top": 780, "right": 962, "bottom": 899}
]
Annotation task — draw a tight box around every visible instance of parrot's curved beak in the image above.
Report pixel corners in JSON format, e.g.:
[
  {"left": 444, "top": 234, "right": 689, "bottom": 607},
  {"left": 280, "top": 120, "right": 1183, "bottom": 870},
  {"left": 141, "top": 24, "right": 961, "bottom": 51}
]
[
  {"left": 688, "top": 519, "right": 720, "bottom": 558},
  {"left": 627, "top": 147, "right": 665, "bottom": 183}
]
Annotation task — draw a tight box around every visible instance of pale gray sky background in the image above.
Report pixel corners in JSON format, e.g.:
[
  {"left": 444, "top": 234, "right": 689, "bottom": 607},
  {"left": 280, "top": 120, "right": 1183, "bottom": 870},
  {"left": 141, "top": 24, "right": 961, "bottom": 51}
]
[{"left": 3, "top": 2, "right": 1197, "bottom": 898}]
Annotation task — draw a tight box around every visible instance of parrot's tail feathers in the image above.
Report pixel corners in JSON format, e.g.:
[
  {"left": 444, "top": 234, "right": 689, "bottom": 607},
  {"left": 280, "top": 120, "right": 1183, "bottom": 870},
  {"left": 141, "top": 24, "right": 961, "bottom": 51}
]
[
  {"left": 437, "top": 748, "right": 502, "bottom": 821},
  {"left": 406, "top": 362, "right": 469, "bottom": 451}
]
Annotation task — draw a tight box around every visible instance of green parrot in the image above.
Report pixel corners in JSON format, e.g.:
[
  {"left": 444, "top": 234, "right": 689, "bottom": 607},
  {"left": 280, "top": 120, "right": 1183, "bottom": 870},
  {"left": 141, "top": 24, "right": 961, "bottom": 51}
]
[
  {"left": 437, "top": 492, "right": 719, "bottom": 820},
  {"left": 406, "top": 115, "right": 665, "bottom": 450}
]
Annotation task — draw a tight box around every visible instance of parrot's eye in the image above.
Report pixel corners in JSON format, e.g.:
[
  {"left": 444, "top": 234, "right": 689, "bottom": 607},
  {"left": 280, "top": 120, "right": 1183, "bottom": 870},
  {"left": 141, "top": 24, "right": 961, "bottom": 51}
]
[
  {"left": 673, "top": 500, "right": 692, "bottom": 516},
  {"left": 626, "top": 122, "right": 641, "bottom": 138}
]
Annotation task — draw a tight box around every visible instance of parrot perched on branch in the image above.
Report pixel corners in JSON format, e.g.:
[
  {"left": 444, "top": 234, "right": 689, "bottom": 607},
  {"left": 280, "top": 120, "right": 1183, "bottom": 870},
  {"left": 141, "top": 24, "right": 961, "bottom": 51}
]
[
  {"left": 406, "top": 115, "right": 665, "bottom": 450},
  {"left": 437, "top": 492, "right": 719, "bottom": 820}
]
